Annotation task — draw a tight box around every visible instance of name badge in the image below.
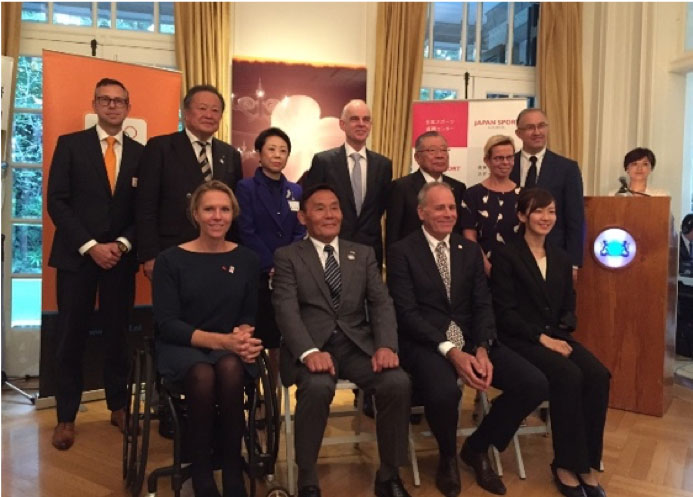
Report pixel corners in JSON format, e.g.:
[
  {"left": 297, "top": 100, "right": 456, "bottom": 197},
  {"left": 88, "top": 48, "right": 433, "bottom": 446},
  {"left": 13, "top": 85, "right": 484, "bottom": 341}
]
[
  {"left": 289, "top": 200, "right": 299, "bottom": 212},
  {"left": 131, "top": 177, "right": 138, "bottom": 187}
]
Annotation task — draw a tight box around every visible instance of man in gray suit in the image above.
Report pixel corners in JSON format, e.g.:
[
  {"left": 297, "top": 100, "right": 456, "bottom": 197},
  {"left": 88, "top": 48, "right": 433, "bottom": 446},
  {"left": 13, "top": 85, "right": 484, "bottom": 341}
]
[{"left": 272, "top": 184, "right": 412, "bottom": 497}]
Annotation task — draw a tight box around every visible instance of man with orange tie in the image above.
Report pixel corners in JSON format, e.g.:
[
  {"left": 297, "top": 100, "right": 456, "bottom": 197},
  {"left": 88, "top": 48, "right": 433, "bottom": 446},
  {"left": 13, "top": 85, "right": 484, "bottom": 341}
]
[{"left": 47, "top": 78, "right": 143, "bottom": 450}]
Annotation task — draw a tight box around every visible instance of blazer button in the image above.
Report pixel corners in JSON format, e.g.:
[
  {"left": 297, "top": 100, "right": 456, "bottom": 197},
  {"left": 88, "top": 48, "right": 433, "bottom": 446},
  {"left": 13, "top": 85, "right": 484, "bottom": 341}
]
[
  {"left": 186, "top": 193, "right": 192, "bottom": 199},
  {"left": 277, "top": 232, "right": 283, "bottom": 238}
]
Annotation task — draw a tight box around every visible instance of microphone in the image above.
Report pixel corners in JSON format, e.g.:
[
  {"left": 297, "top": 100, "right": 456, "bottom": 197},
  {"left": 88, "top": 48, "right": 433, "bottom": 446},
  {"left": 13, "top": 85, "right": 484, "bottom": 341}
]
[{"left": 616, "top": 176, "right": 630, "bottom": 195}]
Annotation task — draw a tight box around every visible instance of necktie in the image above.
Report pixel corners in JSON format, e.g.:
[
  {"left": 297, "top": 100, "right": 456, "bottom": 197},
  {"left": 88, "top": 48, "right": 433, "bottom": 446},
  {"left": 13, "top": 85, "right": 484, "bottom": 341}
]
[
  {"left": 525, "top": 155, "right": 538, "bottom": 188},
  {"left": 434, "top": 241, "right": 465, "bottom": 349},
  {"left": 324, "top": 245, "right": 341, "bottom": 308},
  {"left": 104, "top": 136, "right": 117, "bottom": 192},
  {"left": 350, "top": 152, "right": 363, "bottom": 216},
  {"left": 196, "top": 141, "right": 212, "bottom": 182}
]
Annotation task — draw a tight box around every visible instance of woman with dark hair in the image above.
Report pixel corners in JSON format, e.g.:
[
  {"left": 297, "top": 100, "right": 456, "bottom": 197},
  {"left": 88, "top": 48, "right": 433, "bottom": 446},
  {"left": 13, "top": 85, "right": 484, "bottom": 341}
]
[
  {"left": 491, "top": 188, "right": 610, "bottom": 497},
  {"left": 153, "top": 180, "right": 262, "bottom": 497},
  {"left": 460, "top": 134, "right": 521, "bottom": 275},
  {"left": 611, "top": 147, "right": 668, "bottom": 196},
  {"left": 235, "top": 127, "right": 305, "bottom": 381}
]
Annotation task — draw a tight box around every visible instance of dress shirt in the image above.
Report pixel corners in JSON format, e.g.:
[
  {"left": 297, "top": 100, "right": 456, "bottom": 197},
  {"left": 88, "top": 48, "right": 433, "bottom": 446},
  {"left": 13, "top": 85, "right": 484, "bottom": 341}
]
[
  {"left": 537, "top": 256, "right": 547, "bottom": 280},
  {"left": 420, "top": 169, "right": 444, "bottom": 183},
  {"left": 186, "top": 128, "right": 214, "bottom": 175},
  {"left": 519, "top": 148, "right": 547, "bottom": 187},
  {"left": 78, "top": 125, "right": 131, "bottom": 256},
  {"left": 421, "top": 226, "right": 461, "bottom": 357},
  {"left": 345, "top": 143, "right": 367, "bottom": 197},
  {"left": 299, "top": 236, "right": 341, "bottom": 362}
]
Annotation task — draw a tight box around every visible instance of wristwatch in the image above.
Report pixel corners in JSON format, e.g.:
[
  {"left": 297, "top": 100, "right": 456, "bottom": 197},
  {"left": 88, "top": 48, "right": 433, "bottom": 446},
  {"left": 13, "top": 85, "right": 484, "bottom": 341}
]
[{"left": 116, "top": 241, "right": 128, "bottom": 253}]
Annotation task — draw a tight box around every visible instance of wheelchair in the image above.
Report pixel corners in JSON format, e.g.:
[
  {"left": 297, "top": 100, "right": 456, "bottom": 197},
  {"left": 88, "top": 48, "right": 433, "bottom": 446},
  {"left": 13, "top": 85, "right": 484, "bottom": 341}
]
[{"left": 122, "top": 336, "right": 289, "bottom": 497}]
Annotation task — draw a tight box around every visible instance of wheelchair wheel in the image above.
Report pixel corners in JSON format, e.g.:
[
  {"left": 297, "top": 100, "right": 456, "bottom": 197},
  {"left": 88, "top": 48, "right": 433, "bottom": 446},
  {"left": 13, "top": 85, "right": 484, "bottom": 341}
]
[{"left": 265, "top": 487, "right": 291, "bottom": 497}]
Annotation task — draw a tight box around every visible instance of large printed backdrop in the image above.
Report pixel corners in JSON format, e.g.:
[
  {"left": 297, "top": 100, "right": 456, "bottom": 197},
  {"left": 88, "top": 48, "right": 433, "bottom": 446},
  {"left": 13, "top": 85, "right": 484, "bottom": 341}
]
[{"left": 231, "top": 58, "right": 366, "bottom": 182}]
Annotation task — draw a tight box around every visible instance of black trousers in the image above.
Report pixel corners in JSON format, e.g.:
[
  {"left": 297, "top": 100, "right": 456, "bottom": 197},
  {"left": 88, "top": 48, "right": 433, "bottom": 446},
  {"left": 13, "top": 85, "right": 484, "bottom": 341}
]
[
  {"left": 508, "top": 339, "right": 610, "bottom": 473},
  {"left": 401, "top": 342, "right": 548, "bottom": 457},
  {"left": 55, "top": 259, "right": 135, "bottom": 422}
]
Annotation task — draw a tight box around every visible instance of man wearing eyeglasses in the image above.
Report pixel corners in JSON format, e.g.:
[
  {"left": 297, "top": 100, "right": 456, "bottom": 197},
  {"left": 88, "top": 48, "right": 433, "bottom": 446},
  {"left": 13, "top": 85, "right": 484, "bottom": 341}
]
[
  {"left": 136, "top": 85, "right": 242, "bottom": 280},
  {"left": 512, "top": 108, "right": 585, "bottom": 274},
  {"left": 386, "top": 131, "right": 466, "bottom": 249},
  {"left": 47, "top": 78, "right": 144, "bottom": 450}
]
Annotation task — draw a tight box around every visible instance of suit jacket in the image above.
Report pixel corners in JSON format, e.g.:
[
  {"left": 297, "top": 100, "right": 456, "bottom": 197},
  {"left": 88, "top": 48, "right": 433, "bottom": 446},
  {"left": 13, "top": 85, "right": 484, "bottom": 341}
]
[
  {"left": 272, "top": 238, "right": 398, "bottom": 385},
  {"left": 304, "top": 145, "right": 392, "bottom": 265},
  {"left": 490, "top": 238, "right": 576, "bottom": 347},
  {"left": 386, "top": 170, "right": 466, "bottom": 249},
  {"left": 681, "top": 234, "right": 693, "bottom": 264},
  {"left": 235, "top": 168, "right": 306, "bottom": 273},
  {"left": 47, "top": 126, "right": 143, "bottom": 272},
  {"left": 136, "top": 130, "right": 242, "bottom": 262},
  {"left": 387, "top": 230, "right": 496, "bottom": 353},
  {"left": 511, "top": 150, "right": 585, "bottom": 267}
]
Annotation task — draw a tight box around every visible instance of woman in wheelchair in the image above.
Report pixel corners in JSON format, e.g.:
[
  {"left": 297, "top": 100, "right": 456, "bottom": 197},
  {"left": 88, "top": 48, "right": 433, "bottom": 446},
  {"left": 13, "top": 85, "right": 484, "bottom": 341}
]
[
  {"left": 153, "top": 180, "right": 263, "bottom": 497},
  {"left": 490, "top": 188, "right": 610, "bottom": 497}
]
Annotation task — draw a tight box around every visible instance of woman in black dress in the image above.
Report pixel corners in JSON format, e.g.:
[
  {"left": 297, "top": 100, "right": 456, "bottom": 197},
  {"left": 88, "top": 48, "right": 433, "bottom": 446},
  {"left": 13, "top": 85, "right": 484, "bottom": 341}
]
[
  {"left": 153, "top": 180, "right": 262, "bottom": 497},
  {"left": 460, "top": 135, "right": 521, "bottom": 275},
  {"left": 491, "top": 188, "right": 609, "bottom": 497}
]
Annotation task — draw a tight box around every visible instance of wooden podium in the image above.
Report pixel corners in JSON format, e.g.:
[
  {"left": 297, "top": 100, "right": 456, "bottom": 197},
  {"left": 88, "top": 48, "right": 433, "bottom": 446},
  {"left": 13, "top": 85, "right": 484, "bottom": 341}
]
[{"left": 574, "top": 196, "right": 677, "bottom": 417}]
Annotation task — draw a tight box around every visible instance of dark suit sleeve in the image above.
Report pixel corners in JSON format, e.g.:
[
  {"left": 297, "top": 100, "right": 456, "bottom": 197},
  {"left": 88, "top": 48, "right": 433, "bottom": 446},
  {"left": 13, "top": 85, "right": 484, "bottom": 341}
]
[
  {"left": 385, "top": 179, "right": 406, "bottom": 249},
  {"left": 117, "top": 138, "right": 143, "bottom": 245},
  {"left": 563, "top": 159, "right": 585, "bottom": 267},
  {"left": 235, "top": 181, "right": 275, "bottom": 268},
  {"left": 230, "top": 147, "right": 243, "bottom": 190},
  {"left": 303, "top": 153, "right": 326, "bottom": 189},
  {"left": 239, "top": 252, "right": 260, "bottom": 325},
  {"left": 291, "top": 185, "right": 306, "bottom": 242},
  {"left": 387, "top": 243, "right": 446, "bottom": 348},
  {"left": 271, "top": 247, "right": 318, "bottom": 359},
  {"left": 490, "top": 248, "right": 543, "bottom": 343},
  {"left": 363, "top": 247, "right": 398, "bottom": 351},
  {"left": 152, "top": 251, "right": 196, "bottom": 346},
  {"left": 136, "top": 139, "right": 164, "bottom": 262},
  {"left": 47, "top": 135, "right": 93, "bottom": 252}
]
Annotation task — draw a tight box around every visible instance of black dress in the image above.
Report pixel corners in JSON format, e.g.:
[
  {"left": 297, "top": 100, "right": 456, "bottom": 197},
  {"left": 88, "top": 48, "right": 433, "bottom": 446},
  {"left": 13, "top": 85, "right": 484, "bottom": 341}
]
[
  {"left": 152, "top": 245, "right": 260, "bottom": 382},
  {"left": 460, "top": 183, "right": 521, "bottom": 260}
]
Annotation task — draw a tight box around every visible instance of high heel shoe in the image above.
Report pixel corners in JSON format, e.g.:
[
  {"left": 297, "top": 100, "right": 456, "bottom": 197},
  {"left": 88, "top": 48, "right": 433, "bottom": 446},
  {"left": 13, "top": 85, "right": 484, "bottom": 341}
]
[
  {"left": 577, "top": 474, "right": 607, "bottom": 497},
  {"left": 550, "top": 464, "right": 586, "bottom": 497}
]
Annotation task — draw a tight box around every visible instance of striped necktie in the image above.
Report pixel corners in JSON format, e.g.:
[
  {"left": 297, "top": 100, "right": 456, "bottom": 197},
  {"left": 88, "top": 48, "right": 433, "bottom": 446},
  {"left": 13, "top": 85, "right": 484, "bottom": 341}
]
[
  {"left": 323, "top": 244, "right": 341, "bottom": 308},
  {"left": 196, "top": 141, "right": 212, "bottom": 181}
]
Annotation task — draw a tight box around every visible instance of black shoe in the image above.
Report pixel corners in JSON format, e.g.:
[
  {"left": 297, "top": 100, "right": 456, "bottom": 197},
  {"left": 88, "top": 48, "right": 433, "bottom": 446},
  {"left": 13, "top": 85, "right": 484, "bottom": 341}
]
[
  {"left": 298, "top": 485, "right": 321, "bottom": 497},
  {"left": 460, "top": 440, "right": 506, "bottom": 495},
  {"left": 577, "top": 475, "right": 607, "bottom": 497},
  {"left": 363, "top": 393, "right": 375, "bottom": 419},
  {"left": 550, "top": 465, "right": 587, "bottom": 497},
  {"left": 374, "top": 476, "right": 411, "bottom": 497},
  {"left": 435, "top": 456, "right": 461, "bottom": 497}
]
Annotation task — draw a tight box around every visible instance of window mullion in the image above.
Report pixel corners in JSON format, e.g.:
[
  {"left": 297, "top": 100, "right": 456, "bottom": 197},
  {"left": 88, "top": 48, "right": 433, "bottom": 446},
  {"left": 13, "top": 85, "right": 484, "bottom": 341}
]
[
  {"left": 507, "top": 2, "right": 514, "bottom": 66},
  {"left": 475, "top": 2, "right": 482, "bottom": 63},
  {"left": 461, "top": 3, "right": 469, "bottom": 62},
  {"left": 428, "top": 3, "right": 435, "bottom": 60},
  {"left": 153, "top": 2, "right": 159, "bottom": 33}
]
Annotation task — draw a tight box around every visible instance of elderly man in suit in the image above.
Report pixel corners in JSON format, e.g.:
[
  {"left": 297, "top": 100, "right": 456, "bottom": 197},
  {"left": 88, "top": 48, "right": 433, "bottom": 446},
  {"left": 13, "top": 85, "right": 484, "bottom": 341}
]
[
  {"left": 387, "top": 182, "right": 547, "bottom": 497},
  {"left": 303, "top": 99, "right": 392, "bottom": 268},
  {"left": 136, "top": 84, "right": 242, "bottom": 278},
  {"left": 47, "top": 78, "right": 144, "bottom": 450},
  {"left": 386, "top": 130, "right": 466, "bottom": 249},
  {"left": 272, "top": 184, "right": 412, "bottom": 497},
  {"left": 511, "top": 108, "right": 585, "bottom": 274}
]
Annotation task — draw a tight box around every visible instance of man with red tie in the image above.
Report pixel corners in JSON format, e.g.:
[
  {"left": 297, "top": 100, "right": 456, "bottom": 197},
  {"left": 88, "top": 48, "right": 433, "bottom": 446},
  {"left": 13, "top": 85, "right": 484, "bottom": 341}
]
[{"left": 47, "top": 78, "right": 144, "bottom": 450}]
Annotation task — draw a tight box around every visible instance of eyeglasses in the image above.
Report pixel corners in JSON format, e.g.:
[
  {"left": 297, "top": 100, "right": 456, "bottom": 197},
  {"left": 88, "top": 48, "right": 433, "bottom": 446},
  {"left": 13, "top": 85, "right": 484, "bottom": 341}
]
[
  {"left": 490, "top": 155, "right": 514, "bottom": 163},
  {"left": 418, "top": 147, "right": 449, "bottom": 155},
  {"left": 95, "top": 96, "right": 129, "bottom": 108},
  {"left": 518, "top": 122, "right": 549, "bottom": 132}
]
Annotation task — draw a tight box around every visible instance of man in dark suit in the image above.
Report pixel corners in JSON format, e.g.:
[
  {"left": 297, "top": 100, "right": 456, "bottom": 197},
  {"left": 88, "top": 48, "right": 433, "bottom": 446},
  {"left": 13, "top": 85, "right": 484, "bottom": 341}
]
[
  {"left": 511, "top": 108, "right": 585, "bottom": 272},
  {"left": 303, "top": 99, "right": 392, "bottom": 267},
  {"left": 47, "top": 78, "right": 144, "bottom": 450},
  {"left": 136, "top": 84, "right": 242, "bottom": 278},
  {"left": 387, "top": 182, "right": 547, "bottom": 497},
  {"left": 272, "top": 184, "right": 412, "bottom": 497},
  {"left": 386, "top": 130, "right": 466, "bottom": 249}
]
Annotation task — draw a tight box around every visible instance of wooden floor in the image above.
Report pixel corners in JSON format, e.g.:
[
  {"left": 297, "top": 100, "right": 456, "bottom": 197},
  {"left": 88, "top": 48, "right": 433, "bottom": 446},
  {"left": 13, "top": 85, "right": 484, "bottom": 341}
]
[{"left": 3, "top": 381, "right": 693, "bottom": 497}]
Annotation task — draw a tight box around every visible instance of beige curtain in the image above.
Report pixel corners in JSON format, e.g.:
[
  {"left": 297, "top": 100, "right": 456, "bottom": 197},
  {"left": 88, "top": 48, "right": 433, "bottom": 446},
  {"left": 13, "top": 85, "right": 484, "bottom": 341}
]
[
  {"left": 174, "top": 2, "right": 232, "bottom": 142},
  {"left": 2, "top": 2, "right": 22, "bottom": 161},
  {"left": 537, "top": 2, "right": 583, "bottom": 166},
  {"left": 372, "top": 2, "right": 427, "bottom": 179}
]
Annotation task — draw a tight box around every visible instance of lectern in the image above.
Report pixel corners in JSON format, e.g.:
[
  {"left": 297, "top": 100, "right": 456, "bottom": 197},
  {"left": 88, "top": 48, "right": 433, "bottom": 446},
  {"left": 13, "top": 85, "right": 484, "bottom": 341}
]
[{"left": 574, "top": 196, "right": 676, "bottom": 417}]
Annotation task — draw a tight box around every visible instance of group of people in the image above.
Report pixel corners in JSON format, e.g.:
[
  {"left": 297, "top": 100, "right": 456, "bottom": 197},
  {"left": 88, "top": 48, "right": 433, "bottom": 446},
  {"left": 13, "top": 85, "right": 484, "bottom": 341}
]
[{"left": 47, "top": 78, "right": 614, "bottom": 497}]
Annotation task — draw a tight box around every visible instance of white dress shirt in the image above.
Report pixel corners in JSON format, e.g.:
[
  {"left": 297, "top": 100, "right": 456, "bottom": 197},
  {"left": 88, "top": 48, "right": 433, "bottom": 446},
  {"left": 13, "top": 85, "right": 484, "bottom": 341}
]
[
  {"left": 420, "top": 169, "right": 443, "bottom": 183},
  {"left": 186, "top": 128, "right": 214, "bottom": 175}
]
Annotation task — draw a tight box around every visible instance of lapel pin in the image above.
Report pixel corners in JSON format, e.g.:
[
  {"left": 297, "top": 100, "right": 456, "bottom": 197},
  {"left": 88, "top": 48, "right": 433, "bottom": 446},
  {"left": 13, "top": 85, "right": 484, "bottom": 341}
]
[
  {"left": 347, "top": 250, "right": 356, "bottom": 261},
  {"left": 457, "top": 244, "right": 463, "bottom": 249},
  {"left": 222, "top": 265, "right": 235, "bottom": 273}
]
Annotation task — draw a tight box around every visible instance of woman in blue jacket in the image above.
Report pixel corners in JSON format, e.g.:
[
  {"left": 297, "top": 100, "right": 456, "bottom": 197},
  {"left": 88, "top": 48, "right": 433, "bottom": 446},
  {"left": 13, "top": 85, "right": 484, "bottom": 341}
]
[{"left": 236, "top": 127, "right": 305, "bottom": 382}]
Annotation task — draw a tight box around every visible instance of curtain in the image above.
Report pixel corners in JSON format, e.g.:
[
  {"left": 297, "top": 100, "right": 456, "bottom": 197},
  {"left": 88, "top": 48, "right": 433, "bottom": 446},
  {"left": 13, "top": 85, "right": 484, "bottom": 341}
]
[
  {"left": 2, "top": 2, "right": 22, "bottom": 161},
  {"left": 537, "top": 2, "right": 584, "bottom": 166},
  {"left": 372, "top": 2, "right": 427, "bottom": 179},
  {"left": 174, "top": 2, "right": 232, "bottom": 142}
]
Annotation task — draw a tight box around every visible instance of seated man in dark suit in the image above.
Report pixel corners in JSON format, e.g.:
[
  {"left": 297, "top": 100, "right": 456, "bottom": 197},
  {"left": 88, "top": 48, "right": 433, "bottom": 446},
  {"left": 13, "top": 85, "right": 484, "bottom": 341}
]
[
  {"left": 386, "top": 130, "right": 465, "bottom": 249},
  {"left": 272, "top": 184, "right": 412, "bottom": 497},
  {"left": 136, "top": 84, "right": 242, "bottom": 279},
  {"left": 303, "top": 99, "right": 392, "bottom": 268},
  {"left": 47, "top": 78, "right": 144, "bottom": 450},
  {"left": 680, "top": 213, "right": 693, "bottom": 274},
  {"left": 387, "top": 182, "right": 548, "bottom": 497}
]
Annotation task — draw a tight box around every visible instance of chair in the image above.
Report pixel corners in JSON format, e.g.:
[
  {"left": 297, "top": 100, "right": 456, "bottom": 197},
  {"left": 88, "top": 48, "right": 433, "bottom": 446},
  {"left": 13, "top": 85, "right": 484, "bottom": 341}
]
[{"left": 282, "top": 379, "right": 376, "bottom": 496}]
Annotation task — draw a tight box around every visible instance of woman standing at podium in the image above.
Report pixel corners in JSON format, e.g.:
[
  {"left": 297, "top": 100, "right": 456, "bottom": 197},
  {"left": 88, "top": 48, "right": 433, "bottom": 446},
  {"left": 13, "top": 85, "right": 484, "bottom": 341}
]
[
  {"left": 491, "top": 188, "right": 610, "bottom": 497},
  {"left": 610, "top": 147, "right": 668, "bottom": 196}
]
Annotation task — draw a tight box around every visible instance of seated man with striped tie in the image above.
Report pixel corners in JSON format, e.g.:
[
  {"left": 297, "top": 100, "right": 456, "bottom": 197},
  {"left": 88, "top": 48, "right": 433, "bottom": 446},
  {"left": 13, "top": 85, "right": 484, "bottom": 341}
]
[
  {"left": 386, "top": 182, "right": 548, "bottom": 497},
  {"left": 272, "top": 184, "right": 412, "bottom": 497}
]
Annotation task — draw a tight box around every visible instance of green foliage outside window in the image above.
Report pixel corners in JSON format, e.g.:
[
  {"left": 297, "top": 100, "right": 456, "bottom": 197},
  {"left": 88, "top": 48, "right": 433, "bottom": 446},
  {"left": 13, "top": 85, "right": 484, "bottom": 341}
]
[
  {"left": 12, "top": 224, "right": 42, "bottom": 274},
  {"left": 15, "top": 56, "right": 43, "bottom": 109},
  {"left": 13, "top": 169, "right": 43, "bottom": 219}
]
